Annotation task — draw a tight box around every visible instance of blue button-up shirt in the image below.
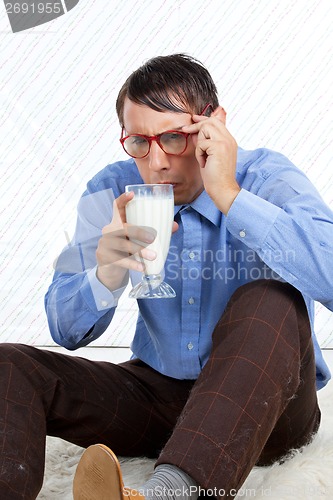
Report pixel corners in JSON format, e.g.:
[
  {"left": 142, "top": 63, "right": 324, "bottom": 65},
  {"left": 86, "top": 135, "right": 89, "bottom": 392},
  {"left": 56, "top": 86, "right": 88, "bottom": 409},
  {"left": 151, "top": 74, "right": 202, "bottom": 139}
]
[{"left": 45, "top": 148, "right": 333, "bottom": 389}]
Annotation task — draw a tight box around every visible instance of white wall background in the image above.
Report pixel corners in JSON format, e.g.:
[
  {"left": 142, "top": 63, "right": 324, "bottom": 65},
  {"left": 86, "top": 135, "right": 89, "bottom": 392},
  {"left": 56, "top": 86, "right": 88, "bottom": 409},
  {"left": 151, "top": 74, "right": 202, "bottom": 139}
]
[{"left": 0, "top": 0, "right": 332, "bottom": 347}]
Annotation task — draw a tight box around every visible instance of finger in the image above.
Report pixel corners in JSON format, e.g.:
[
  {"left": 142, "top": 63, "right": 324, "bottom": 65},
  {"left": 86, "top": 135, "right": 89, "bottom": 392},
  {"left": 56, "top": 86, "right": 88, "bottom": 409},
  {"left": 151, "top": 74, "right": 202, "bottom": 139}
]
[
  {"left": 195, "top": 138, "right": 213, "bottom": 168},
  {"left": 101, "top": 226, "right": 156, "bottom": 256},
  {"left": 98, "top": 255, "right": 144, "bottom": 273},
  {"left": 181, "top": 118, "right": 219, "bottom": 135},
  {"left": 107, "top": 244, "right": 157, "bottom": 265},
  {"left": 114, "top": 191, "right": 134, "bottom": 224},
  {"left": 182, "top": 107, "right": 227, "bottom": 132},
  {"left": 181, "top": 121, "right": 204, "bottom": 133},
  {"left": 97, "top": 235, "right": 157, "bottom": 270},
  {"left": 193, "top": 105, "right": 226, "bottom": 122},
  {"left": 126, "top": 224, "right": 156, "bottom": 244}
]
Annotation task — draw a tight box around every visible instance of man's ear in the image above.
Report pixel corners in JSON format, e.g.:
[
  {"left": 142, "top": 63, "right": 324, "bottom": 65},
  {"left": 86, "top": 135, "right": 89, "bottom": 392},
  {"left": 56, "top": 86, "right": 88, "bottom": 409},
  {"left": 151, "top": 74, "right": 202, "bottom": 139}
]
[{"left": 212, "top": 106, "right": 227, "bottom": 124}]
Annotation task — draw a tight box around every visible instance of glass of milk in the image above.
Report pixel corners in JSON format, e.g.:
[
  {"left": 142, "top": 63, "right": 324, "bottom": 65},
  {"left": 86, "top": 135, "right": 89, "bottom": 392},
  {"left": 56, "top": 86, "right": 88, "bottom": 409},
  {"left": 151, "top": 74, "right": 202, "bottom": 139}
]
[{"left": 125, "top": 184, "right": 176, "bottom": 299}]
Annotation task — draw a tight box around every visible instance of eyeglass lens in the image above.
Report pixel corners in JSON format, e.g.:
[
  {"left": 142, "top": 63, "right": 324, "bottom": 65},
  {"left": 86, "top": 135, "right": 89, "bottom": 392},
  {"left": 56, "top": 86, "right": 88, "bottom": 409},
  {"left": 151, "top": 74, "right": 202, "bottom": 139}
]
[{"left": 123, "top": 132, "right": 187, "bottom": 158}]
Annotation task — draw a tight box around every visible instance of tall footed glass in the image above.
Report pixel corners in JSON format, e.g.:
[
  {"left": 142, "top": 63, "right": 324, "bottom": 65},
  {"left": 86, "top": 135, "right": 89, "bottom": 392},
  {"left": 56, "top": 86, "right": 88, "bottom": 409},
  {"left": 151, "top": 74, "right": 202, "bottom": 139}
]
[{"left": 125, "top": 184, "right": 176, "bottom": 299}]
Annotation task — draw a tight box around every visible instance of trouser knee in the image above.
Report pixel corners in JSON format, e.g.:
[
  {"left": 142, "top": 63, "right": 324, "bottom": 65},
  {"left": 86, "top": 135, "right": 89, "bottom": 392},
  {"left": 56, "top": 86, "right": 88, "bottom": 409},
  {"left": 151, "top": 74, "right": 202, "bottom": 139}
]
[
  {"left": 0, "top": 343, "right": 52, "bottom": 402},
  {"left": 214, "top": 279, "right": 311, "bottom": 344}
]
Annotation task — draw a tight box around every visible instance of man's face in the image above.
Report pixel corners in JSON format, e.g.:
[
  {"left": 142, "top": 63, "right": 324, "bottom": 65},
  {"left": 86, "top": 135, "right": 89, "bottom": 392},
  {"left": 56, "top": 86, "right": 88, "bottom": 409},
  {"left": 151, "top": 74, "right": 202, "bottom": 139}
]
[{"left": 122, "top": 97, "right": 204, "bottom": 205}]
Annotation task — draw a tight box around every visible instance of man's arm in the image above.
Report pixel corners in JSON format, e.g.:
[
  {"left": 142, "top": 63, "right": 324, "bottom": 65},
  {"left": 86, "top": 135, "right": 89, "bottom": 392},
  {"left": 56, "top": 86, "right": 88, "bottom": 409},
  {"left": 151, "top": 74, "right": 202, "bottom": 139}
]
[
  {"left": 45, "top": 187, "right": 156, "bottom": 350},
  {"left": 226, "top": 157, "right": 333, "bottom": 310},
  {"left": 183, "top": 111, "right": 333, "bottom": 310}
]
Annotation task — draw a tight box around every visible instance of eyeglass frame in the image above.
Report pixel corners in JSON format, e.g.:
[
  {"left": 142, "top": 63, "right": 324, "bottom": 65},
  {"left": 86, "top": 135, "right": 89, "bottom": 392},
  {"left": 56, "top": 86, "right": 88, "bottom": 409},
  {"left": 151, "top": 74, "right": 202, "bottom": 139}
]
[{"left": 119, "top": 103, "right": 213, "bottom": 159}]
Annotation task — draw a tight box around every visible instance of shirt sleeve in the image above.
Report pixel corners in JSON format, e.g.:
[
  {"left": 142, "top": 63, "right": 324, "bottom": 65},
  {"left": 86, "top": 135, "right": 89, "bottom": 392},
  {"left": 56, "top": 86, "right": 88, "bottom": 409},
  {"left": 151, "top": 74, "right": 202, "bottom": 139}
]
[
  {"left": 226, "top": 159, "right": 333, "bottom": 311},
  {"left": 44, "top": 268, "right": 120, "bottom": 349}
]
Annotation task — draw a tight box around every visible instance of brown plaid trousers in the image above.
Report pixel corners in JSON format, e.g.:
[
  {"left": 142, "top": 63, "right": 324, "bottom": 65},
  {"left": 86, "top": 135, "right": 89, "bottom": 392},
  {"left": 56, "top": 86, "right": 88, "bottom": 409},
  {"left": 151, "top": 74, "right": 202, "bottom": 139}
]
[{"left": 0, "top": 280, "right": 320, "bottom": 499}]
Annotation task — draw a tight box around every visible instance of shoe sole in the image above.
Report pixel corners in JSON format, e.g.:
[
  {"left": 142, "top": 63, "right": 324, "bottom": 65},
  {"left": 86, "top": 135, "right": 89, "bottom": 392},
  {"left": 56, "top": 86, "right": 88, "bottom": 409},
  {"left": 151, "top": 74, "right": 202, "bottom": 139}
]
[{"left": 73, "top": 444, "right": 125, "bottom": 500}]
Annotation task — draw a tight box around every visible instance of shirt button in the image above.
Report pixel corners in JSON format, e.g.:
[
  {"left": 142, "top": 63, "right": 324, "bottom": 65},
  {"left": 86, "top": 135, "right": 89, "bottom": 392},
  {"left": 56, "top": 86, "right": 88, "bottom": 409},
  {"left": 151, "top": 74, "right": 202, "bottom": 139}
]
[
  {"left": 188, "top": 297, "right": 195, "bottom": 305},
  {"left": 239, "top": 229, "right": 246, "bottom": 238},
  {"left": 101, "top": 300, "right": 108, "bottom": 307},
  {"left": 189, "top": 251, "right": 195, "bottom": 260},
  {"left": 187, "top": 342, "right": 194, "bottom": 350}
]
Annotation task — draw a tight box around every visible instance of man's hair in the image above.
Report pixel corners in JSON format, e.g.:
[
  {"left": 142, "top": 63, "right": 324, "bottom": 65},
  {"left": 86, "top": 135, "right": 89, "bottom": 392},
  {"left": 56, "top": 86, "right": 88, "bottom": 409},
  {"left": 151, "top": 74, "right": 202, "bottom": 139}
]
[{"left": 116, "top": 54, "right": 219, "bottom": 126}]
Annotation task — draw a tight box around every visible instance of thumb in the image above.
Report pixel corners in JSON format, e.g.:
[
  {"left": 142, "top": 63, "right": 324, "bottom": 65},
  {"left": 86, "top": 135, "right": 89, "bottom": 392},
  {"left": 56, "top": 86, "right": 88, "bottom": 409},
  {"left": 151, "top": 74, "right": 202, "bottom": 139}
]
[{"left": 114, "top": 191, "right": 134, "bottom": 225}]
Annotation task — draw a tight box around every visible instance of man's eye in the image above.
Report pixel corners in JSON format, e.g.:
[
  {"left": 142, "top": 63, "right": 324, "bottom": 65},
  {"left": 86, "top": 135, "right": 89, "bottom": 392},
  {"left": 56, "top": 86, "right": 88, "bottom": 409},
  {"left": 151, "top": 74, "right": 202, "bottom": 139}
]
[
  {"left": 131, "top": 136, "right": 147, "bottom": 145},
  {"left": 162, "top": 133, "right": 183, "bottom": 142}
]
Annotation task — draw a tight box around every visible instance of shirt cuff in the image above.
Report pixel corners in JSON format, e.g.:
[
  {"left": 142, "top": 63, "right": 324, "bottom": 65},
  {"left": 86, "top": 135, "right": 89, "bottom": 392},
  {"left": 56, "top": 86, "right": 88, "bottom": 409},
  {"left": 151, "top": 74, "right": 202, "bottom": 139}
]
[
  {"left": 86, "top": 267, "right": 126, "bottom": 311},
  {"left": 226, "top": 188, "right": 281, "bottom": 249}
]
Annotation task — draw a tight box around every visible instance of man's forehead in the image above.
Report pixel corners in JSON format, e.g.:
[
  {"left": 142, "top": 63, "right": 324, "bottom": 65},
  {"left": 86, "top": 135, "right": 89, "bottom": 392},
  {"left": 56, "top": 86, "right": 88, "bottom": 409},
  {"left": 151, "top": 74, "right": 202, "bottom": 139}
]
[{"left": 122, "top": 98, "right": 192, "bottom": 134}]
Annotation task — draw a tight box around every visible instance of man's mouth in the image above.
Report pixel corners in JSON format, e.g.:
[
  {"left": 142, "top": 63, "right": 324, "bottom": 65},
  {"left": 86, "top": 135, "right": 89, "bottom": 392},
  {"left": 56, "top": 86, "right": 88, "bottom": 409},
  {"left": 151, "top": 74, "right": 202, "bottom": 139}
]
[{"left": 158, "top": 181, "right": 178, "bottom": 187}]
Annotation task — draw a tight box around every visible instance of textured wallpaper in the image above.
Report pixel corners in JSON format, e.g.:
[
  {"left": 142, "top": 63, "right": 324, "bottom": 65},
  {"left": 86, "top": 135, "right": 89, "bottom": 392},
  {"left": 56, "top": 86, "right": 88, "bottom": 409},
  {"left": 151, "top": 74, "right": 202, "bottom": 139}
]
[{"left": 0, "top": 0, "right": 332, "bottom": 347}]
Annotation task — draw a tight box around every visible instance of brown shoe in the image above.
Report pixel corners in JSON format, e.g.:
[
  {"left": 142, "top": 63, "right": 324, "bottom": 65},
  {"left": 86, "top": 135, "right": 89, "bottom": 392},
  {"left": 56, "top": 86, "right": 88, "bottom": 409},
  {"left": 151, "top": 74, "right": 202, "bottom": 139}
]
[{"left": 73, "top": 444, "right": 145, "bottom": 499}]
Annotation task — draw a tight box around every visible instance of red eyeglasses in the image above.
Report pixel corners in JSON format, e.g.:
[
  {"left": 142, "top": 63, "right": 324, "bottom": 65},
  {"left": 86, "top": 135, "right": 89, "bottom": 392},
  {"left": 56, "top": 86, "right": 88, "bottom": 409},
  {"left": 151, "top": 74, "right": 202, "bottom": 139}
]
[{"left": 120, "top": 103, "right": 213, "bottom": 159}]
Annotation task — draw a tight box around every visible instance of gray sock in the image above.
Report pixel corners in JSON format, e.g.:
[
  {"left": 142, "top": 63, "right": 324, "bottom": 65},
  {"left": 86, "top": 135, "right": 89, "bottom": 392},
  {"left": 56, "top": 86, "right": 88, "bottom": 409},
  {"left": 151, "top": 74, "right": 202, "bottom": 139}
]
[{"left": 141, "top": 464, "right": 199, "bottom": 499}]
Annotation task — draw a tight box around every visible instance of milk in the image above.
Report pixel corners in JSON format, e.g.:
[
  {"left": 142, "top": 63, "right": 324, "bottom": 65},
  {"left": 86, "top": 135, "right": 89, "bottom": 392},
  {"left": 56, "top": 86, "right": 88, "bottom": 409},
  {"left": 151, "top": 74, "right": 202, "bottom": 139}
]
[{"left": 125, "top": 192, "right": 174, "bottom": 275}]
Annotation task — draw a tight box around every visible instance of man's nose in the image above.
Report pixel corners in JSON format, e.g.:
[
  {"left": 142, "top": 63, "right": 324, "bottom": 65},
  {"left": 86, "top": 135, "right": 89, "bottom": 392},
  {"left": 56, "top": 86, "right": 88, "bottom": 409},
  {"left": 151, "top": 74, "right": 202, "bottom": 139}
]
[{"left": 148, "top": 141, "right": 171, "bottom": 171}]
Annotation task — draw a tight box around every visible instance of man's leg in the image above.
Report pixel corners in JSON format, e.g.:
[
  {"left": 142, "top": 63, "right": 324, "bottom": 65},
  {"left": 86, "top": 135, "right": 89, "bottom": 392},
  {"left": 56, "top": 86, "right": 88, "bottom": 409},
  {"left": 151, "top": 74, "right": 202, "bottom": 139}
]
[
  {"left": 0, "top": 344, "right": 193, "bottom": 499},
  {"left": 156, "top": 280, "right": 320, "bottom": 498}
]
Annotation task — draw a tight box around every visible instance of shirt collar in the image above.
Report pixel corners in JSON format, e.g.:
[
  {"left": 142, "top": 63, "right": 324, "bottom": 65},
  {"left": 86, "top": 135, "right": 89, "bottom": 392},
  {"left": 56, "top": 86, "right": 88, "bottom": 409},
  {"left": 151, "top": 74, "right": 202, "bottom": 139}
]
[{"left": 174, "top": 189, "right": 222, "bottom": 227}]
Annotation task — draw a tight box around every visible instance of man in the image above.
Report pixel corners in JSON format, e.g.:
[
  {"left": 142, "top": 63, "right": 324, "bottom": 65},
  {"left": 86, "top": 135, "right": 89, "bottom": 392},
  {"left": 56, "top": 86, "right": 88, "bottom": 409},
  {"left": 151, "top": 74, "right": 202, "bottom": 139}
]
[{"left": 0, "top": 54, "right": 332, "bottom": 499}]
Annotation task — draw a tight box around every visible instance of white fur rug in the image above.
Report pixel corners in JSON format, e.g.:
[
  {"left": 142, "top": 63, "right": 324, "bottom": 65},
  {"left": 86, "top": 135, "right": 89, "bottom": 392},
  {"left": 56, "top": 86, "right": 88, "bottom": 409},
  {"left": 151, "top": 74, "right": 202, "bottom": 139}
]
[{"left": 38, "top": 383, "right": 333, "bottom": 499}]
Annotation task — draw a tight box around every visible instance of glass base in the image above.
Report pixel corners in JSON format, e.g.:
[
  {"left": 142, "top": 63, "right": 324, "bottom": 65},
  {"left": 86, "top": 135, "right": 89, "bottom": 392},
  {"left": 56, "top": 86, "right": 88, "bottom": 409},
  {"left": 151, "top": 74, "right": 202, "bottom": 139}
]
[{"left": 129, "top": 274, "right": 176, "bottom": 299}]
